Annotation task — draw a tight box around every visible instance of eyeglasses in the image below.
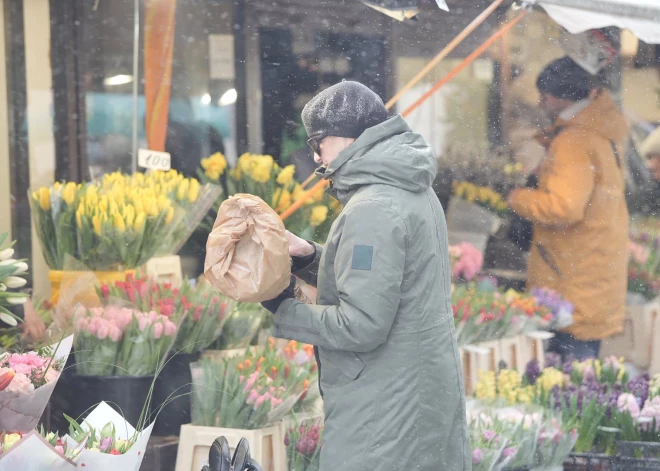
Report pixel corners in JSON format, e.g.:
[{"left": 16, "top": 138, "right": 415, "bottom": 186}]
[{"left": 307, "top": 134, "right": 326, "bottom": 156}]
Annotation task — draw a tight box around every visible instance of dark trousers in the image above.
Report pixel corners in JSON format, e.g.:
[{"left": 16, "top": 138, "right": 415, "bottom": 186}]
[{"left": 548, "top": 331, "right": 601, "bottom": 362}]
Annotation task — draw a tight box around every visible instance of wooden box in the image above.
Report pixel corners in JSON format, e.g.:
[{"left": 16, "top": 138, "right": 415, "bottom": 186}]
[
  {"left": 601, "top": 301, "right": 659, "bottom": 370},
  {"left": 174, "top": 424, "right": 286, "bottom": 471},
  {"left": 460, "top": 340, "right": 501, "bottom": 396}
]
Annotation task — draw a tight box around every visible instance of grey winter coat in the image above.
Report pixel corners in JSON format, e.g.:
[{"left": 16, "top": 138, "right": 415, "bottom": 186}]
[{"left": 273, "top": 115, "right": 471, "bottom": 471}]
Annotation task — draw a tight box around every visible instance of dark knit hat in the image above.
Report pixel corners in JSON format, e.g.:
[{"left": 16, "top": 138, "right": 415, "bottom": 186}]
[
  {"left": 536, "top": 57, "right": 594, "bottom": 102},
  {"left": 302, "top": 81, "right": 389, "bottom": 139}
]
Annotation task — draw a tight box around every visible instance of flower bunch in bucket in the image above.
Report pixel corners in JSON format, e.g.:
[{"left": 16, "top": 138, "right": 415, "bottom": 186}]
[
  {"left": 468, "top": 413, "right": 515, "bottom": 471},
  {"left": 198, "top": 152, "right": 338, "bottom": 242},
  {"left": 451, "top": 181, "right": 509, "bottom": 217},
  {"left": 449, "top": 243, "right": 484, "bottom": 283},
  {"left": 99, "top": 274, "right": 231, "bottom": 354},
  {"left": 74, "top": 305, "right": 178, "bottom": 376},
  {"left": 30, "top": 170, "right": 219, "bottom": 271},
  {"left": 191, "top": 339, "right": 316, "bottom": 430},
  {"left": 0, "top": 232, "right": 29, "bottom": 326},
  {"left": 285, "top": 416, "right": 323, "bottom": 471}
]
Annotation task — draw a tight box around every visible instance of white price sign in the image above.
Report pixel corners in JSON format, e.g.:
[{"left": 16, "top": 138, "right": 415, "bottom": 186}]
[{"left": 138, "top": 149, "right": 171, "bottom": 171}]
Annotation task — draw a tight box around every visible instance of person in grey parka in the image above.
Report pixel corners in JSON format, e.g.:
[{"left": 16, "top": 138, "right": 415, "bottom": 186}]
[{"left": 261, "top": 81, "right": 471, "bottom": 471}]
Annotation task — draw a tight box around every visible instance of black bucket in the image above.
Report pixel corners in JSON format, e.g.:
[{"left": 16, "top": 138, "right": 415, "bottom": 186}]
[
  {"left": 152, "top": 352, "right": 200, "bottom": 437},
  {"left": 49, "top": 366, "right": 155, "bottom": 434}
]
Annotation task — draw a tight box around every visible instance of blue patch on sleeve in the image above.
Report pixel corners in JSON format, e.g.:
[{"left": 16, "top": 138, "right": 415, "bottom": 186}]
[{"left": 351, "top": 245, "right": 373, "bottom": 271}]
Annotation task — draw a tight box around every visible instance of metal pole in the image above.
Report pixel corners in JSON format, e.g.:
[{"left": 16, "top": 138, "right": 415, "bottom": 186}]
[{"left": 131, "top": 0, "right": 140, "bottom": 173}]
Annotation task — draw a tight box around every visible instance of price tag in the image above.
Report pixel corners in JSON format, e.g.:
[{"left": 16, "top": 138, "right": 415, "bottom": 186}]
[
  {"left": 138, "top": 148, "right": 171, "bottom": 171},
  {"left": 463, "top": 345, "right": 491, "bottom": 355}
]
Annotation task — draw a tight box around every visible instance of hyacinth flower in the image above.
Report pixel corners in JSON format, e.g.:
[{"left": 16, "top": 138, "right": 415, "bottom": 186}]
[{"left": 285, "top": 417, "right": 323, "bottom": 471}]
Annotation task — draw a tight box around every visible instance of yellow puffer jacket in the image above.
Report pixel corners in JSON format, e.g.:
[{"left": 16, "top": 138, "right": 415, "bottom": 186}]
[{"left": 509, "top": 92, "right": 629, "bottom": 340}]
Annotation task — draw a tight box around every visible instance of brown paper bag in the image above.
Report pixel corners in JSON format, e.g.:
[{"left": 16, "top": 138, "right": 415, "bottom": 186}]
[{"left": 204, "top": 194, "right": 291, "bottom": 302}]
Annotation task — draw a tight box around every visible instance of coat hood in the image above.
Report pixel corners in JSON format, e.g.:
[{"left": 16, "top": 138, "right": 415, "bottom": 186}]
[
  {"left": 317, "top": 115, "right": 437, "bottom": 203},
  {"left": 537, "top": 91, "right": 628, "bottom": 148}
]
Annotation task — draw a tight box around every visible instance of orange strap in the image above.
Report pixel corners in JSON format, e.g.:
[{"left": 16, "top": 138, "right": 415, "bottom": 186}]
[
  {"left": 402, "top": 11, "right": 527, "bottom": 118},
  {"left": 280, "top": 179, "right": 328, "bottom": 221},
  {"left": 385, "top": 0, "right": 504, "bottom": 110}
]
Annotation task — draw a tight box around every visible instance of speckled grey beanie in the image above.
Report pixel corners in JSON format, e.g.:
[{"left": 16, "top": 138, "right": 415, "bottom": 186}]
[{"left": 302, "top": 81, "right": 389, "bottom": 139}]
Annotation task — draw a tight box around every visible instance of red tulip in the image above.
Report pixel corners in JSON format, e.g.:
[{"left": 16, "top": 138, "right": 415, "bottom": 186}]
[{"left": 0, "top": 371, "right": 15, "bottom": 391}]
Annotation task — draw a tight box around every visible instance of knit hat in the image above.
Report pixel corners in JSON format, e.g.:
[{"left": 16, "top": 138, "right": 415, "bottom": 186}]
[
  {"left": 536, "top": 57, "right": 594, "bottom": 102},
  {"left": 641, "top": 127, "right": 660, "bottom": 158},
  {"left": 302, "top": 81, "right": 389, "bottom": 139}
]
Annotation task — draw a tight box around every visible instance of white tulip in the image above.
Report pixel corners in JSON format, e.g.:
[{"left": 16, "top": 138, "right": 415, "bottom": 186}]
[
  {"left": 0, "top": 248, "right": 14, "bottom": 261},
  {"left": 0, "top": 284, "right": 5, "bottom": 292},
  {"left": 4, "top": 276, "right": 26, "bottom": 289},
  {"left": 0, "top": 313, "right": 17, "bottom": 327},
  {"left": 7, "top": 296, "right": 28, "bottom": 305},
  {"left": 11, "top": 262, "right": 28, "bottom": 274},
  {"left": 0, "top": 259, "right": 16, "bottom": 266}
]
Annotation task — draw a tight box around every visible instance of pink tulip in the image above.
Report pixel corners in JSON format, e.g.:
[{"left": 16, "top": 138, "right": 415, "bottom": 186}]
[
  {"left": 97, "top": 323, "right": 109, "bottom": 340},
  {"left": 164, "top": 321, "right": 177, "bottom": 337},
  {"left": 138, "top": 316, "right": 149, "bottom": 332},
  {"left": 87, "top": 318, "right": 99, "bottom": 335},
  {"left": 148, "top": 310, "right": 159, "bottom": 322},
  {"left": 109, "top": 326, "right": 122, "bottom": 342},
  {"left": 243, "top": 372, "right": 258, "bottom": 392},
  {"left": 246, "top": 389, "right": 259, "bottom": 405},
  {"left": 153, "top": 322, "right": 164, "bottom": 339},
  {"left": 254, "top": 395, "right": 266, "bottom": 408},
  {"left": 76, "top": 318, "right": 89, "bottom": 332}
]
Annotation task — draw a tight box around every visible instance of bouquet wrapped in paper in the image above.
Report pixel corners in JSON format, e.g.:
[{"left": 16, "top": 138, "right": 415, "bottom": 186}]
[
  {"left": 30, "top": 170, "right": 219, "bottom": 271},
  {"left": 64, "top": 401, "right": 154, "bottom": 471},
  {"left": 204, "top": 194, "right": 291, "bottom": 303},
  {"left": 0, "top": 335, "right": 73, "bottom": 433},
  {"left": 0, "top": 430, "right": 83, "bottom": 470},
  {"left": 74, "top": 305, "right": 178, "bottom": 376},
  {"left": 285, "top": 416, "right": 323, "bottom": 471},
  {"left": 191, "top": 338, "right": 316, "bottom": 429}
]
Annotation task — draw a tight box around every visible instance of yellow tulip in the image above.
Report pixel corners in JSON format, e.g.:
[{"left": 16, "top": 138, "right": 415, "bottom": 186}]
[
  {"left": 134, "top": 212, "right": 146, "bottom": 231},
  {"left": 165, "top": 206, "right": 175, "bottom": 225},
  {"left": 76, "top": 210, "right": 83, "bottom": 229},
  {"left": 176, "top": 179, "right": 190, "bottom": 201},
  {"left": 201, "top": 152, "right": 228, "bottom": 180},
  {"left": 113, "top": 212, "right": 126, "bottom": 232},
  {"left": 146, "top": 199, "right": 159, "bottom": 217},
  {"left": 53, "top": 182, "right": 62, "bottom": 192},
  {"left": 158, "top": 195, "right": 170, "bottom": 212},
  {"left": 272, "top": 188, "right": 292, "bottom": 213},
  {"left": 62, "top": 182, "right": 77, "bottom": 205},
  {"left": 188, "top": 179, "right": 201, "bottom": 203},
  {"left": 134, "top": 198, "right": 144, "bottom": 214},
  {"left": 38, "top": 187, "right": 51, "bottom": 211},
  {"left": 276, "top": 165, "right": 296, "bottom": 186},
  {"left": 310, "top": 205, "right": 328, "bottom": 227},
  {"left": 92, "top": 214, "right": 103, "bottom": 236}
]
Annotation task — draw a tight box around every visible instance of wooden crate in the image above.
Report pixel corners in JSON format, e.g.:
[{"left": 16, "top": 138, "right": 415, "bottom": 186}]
[
  {"left": 175, "top": 424, "right": 286, "bottom": 471},
  {"left": 601, "top": 301, "right": 660, "bottom": 371},
  {"left": 460, "top": 340, "right": 501, "bottom": 396},
  {"left": 520, "top": 331, "right": 554, "bottom": 368},
  {"left": 145, "top": 255, "right": 183, "bottom": 288},
  {"left": 498, "top": 335, "right": 526, "bottom": 373}
]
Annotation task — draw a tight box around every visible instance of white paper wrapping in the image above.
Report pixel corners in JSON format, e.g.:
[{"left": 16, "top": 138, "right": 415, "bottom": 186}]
[
  {"left": 67, "top": 402, "right": 154, "bottom": 471},
  {"left": 0, "top": 432, "right": 78, "bottom": 471}
]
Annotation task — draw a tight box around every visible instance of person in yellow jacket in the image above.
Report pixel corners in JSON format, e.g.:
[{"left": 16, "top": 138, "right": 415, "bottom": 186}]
[{"left": 508, "top": 56, "right": 629, "bottom": 360}]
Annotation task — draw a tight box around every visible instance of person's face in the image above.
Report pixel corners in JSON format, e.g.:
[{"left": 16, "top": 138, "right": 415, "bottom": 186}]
[
  {"left": 648, "top": 153, "right": 660, "bottom": 181},
  {"left": 538, "top": 92, "right": 575, "bottom": 121},
  {"left": 308, "top": 136, "right": 356, "bottom": 167}
]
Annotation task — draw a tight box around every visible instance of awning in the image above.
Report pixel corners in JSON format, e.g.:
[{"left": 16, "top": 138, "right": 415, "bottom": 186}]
[{"left": 531, "top": 0, "right": 660, "bottom": 44}]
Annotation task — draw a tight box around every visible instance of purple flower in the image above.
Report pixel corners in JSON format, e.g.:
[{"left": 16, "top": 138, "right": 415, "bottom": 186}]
[
  {"left": 525, "top": 360, "right": 541, "bottom": 385},
  {"left": 482, "top": 430, "right": 496, "bottom": 442},
  {"left": 99, "top": 437, "right": 113, "bottom": 453},
  {"left": 503, "top": 447, "right": 517, "bottom": 458},
  {"left": 544, "top": 352, "right": 562, "bottom": 369},
  {"left": 472, "top": 448, "right": 483, "bottom": 464}
]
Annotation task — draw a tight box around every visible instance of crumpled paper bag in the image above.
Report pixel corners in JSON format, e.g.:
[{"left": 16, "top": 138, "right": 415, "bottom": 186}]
[{"left": 204, "top": 194, "right": 291, "bottom": 302}]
